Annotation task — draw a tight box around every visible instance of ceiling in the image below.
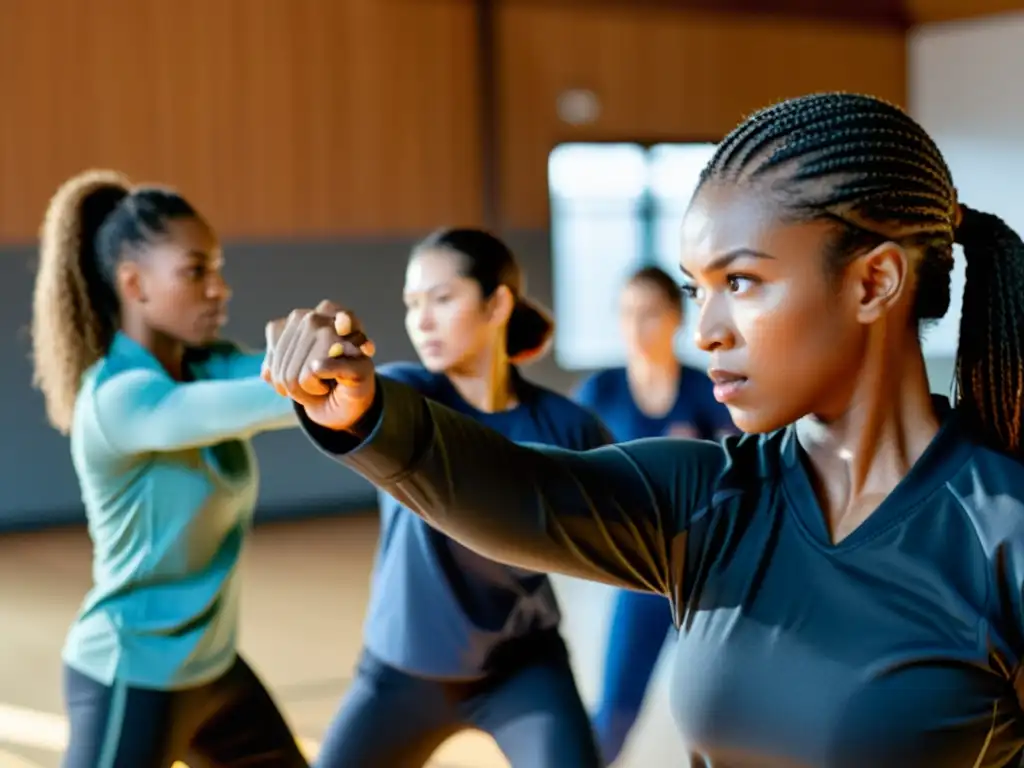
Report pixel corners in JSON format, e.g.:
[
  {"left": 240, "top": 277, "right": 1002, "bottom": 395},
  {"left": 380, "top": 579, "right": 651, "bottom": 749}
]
[{"left": 515, "top": 0, "right": 1024, "bottom": 29}]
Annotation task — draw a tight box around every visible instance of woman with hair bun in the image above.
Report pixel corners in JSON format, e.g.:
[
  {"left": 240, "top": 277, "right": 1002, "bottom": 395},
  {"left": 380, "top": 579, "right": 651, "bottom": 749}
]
[
  {"left": 30, "top": 170, "right": 306, "bottom": 766},
  {"left": 314, "top": 228, "right": 609, "bottom": 768}
]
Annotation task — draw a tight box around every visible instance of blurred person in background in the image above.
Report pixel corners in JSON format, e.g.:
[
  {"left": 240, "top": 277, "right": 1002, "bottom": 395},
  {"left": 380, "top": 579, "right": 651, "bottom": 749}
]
[
  {"left": 574, "top": 265, "right": 735, "bottom": 763},
  {"left": 31, "top": 170, "right": 307, "bottom": 767},
  {"left": 313, "top": 228, "right": 608, "bottom": 768}
]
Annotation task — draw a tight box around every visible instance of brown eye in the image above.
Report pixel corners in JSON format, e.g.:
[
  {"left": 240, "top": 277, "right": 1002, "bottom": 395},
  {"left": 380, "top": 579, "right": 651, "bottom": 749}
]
[{"left": 726, "top": 275, "right": 759, "bottom": 294}]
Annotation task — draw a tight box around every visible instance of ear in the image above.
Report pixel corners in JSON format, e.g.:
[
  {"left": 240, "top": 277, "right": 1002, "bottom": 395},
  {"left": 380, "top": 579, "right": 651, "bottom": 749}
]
[
  {"left": 849, "top": 241, "right": 909, "bottom": 324},
  {"left": 486, "top": 285, "right": 516, "bottom": 327},
  {"left": 115, "top": 260, "right": 147, "bottom": 304}
]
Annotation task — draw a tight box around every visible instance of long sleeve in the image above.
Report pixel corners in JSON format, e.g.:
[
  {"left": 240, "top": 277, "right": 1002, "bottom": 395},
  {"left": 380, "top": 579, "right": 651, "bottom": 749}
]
[
  {"left": 92, "top": 369, "right": 298, "bottom": 456},
  {"left": 299, "top": 376, "right": 726, "bottom": 594},
  {"left": 185, "top": 341, "right": 266, "bottom": 380}
]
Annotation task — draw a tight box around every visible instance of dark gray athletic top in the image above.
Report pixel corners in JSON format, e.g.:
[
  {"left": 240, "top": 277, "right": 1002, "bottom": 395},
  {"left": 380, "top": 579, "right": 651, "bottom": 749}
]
[{"left": 299, "top": 376, "right": 1024, "bottom": 768}]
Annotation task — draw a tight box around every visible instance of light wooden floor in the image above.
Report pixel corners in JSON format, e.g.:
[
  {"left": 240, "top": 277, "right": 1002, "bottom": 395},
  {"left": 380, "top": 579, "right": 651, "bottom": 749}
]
[{"left": 0, "top": 515, "right": 685, "bottom": 767}]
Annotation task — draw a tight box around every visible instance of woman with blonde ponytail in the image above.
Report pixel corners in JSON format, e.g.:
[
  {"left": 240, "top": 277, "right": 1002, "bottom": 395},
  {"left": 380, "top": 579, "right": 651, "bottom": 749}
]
[{"left": 31, "top": 170, "right": 307, "bottom": 767}]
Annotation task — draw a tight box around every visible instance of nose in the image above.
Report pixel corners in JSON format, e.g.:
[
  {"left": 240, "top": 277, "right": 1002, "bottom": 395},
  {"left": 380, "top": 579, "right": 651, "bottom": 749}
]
[
  {"left": 694, "top": 296, "right": 735, "bottom": 353},
  {"left": 207, "top": 272, "right": 231, "bottom": 302},
  {"left": 414, "top": 306, "right": 435, "bottom": 332}
]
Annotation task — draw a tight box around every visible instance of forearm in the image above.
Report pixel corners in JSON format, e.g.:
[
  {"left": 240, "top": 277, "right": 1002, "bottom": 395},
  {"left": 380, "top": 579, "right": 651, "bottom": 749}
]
[
  {"left": 298, "top": 377, "right": 676, "bottom": 591},
  {"left": 98, "top": 374, "right": 298, "bottom": 454}
]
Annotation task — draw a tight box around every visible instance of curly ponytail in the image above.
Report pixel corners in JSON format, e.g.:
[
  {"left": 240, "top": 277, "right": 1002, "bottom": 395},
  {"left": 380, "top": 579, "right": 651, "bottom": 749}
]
[
  {"left": 953, "top": 205, "right": 1024, "bottom": 456},
  {"left": 31, "top": 170, "right": 131, "bottom": 434}
]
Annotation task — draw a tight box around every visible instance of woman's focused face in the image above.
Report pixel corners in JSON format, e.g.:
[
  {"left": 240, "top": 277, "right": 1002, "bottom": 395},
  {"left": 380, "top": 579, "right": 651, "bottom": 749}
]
[
  {"left": 679, "top": 183, "right": 867, "bottom": 433},
  {"left": 403, "top": 248, "right": 497, "bottom": 373},
  {"left": 129, "top": 216, "right": 230, "bottom": 346},
  {"left": 619, "top": 280, "right": 681, "bottom": 361}
]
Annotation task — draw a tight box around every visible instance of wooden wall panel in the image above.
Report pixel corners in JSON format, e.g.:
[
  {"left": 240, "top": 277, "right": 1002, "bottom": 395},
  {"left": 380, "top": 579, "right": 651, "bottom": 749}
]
[
  {"left": 498, "top": 5, "right": 907, "bottom": 229},
  {"left": 0, "top": 0, "right": 480, "bottom": 242}
]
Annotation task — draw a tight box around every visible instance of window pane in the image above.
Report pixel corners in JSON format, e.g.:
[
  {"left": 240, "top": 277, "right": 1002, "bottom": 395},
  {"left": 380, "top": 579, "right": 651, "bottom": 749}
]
[
  {"left": 549, "top": 144, "right": 647, "bottom": 370},
  {"left": 648, "top": 142, "right": 717, "bottom": 276},
  {"left": 649, "top": 142, "right": 718, "bottom": 366}
]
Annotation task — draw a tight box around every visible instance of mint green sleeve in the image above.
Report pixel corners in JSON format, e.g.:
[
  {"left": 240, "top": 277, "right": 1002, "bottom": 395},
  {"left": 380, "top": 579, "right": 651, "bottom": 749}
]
[
  {"left": 187, "top": 341, "right": 266, "bottom": 380},
  {"left": 212, "top": 350, "right": 265, "bottom": 379},
  {"left": 92, "top": 369, "right": 298, "bottom": 455}
]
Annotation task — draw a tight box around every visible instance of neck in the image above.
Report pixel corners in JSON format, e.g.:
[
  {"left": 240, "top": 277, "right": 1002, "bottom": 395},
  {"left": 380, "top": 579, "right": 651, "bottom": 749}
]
[
  {"left": 796, "top": 331, "right": 940, "bottom": 538},
  {"left": 447, "top": 344, "right": 517, "bottom": 413},
  {"left": 119, "top": 317, "right": 186, "bottom": 381},
  {"left": 627, "top": 352, "right": 678, "bottom": 383}
]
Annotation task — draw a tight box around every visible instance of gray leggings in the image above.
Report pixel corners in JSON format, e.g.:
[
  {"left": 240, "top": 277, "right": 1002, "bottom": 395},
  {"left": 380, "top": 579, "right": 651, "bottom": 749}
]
[
  {"left": 316, "top": 635, "right": 603, "bottom": 768},
  {"left": 61, "top": 657, "right": 307, "bottom": 768}
]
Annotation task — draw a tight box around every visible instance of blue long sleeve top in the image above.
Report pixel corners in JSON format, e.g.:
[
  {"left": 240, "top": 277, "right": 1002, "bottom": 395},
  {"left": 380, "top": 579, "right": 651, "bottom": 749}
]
[
  {"left": 574, "top": 365, "right": 735, "bottom": 443},
  {"left": 360, "top": 362, "right": 611, "bottom": 679}
]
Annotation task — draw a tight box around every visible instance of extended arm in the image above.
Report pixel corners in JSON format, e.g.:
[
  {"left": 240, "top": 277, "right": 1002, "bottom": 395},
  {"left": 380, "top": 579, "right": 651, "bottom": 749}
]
[
  {"left": 93, "top": 370, "right": 297, "bottom": 455},
  {"left": 300, "top": 376, "right": 724, "bottom": 594}
]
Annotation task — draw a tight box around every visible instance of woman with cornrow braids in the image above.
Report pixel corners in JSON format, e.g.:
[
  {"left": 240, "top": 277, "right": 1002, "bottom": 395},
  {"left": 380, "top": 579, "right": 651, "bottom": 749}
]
[{"left": 263, "top": 92, "right": 1024, "bottom": 767}]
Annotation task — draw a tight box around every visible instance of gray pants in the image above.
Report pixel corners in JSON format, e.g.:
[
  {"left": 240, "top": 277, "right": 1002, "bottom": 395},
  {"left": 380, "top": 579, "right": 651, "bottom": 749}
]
[
  {"left": 62, "top": 657, "right": 308, "bottom": 768},
  {"left": 317, "top": 634, "right": 603, "bottom": 768}
]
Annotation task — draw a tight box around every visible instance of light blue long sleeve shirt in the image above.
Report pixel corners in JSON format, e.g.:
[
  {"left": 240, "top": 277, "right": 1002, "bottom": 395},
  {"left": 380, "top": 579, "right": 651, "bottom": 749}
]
[{"left": 63, "top": 333, "right": 297, "bottom": 689}]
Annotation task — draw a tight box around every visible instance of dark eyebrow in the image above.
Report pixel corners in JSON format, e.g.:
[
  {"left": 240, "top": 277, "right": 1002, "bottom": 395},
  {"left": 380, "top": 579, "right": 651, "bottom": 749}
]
[{"left": 679, "top": 248, "right": 775, "bottom": 277}]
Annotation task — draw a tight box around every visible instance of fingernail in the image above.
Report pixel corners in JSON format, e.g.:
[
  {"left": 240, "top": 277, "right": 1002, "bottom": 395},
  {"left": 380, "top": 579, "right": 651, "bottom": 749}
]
[
  {"left": 335, "top": 312, "right": 352, "bottom": 335},
  {"left": 328, "top": 342, "right": 344, "bottom": 358},
  {"left": 359, "top": 340, "right": 376, "bottom": 358}
]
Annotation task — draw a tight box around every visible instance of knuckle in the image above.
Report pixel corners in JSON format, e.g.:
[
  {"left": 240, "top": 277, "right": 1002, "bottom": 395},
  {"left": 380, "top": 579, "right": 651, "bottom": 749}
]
[{"left": 317, "top": 321, "right": 337, "bottom": 340}]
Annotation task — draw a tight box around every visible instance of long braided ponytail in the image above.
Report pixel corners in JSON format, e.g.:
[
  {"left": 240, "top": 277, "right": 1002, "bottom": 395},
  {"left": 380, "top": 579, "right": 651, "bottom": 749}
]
[{"left": 700, "top": 93, "right": 1024, "bottom": 456}]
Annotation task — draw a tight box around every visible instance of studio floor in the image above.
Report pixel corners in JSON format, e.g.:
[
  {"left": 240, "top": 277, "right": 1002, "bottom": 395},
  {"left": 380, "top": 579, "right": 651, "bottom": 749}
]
[{"left": 0, "top": 514, "right": 684, "bottom": 767}]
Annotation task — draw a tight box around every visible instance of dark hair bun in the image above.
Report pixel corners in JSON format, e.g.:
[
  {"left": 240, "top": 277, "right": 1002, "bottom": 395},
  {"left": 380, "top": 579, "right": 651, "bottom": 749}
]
[{"left": 507, "top": 298, "right": 554, "bottom": 364}]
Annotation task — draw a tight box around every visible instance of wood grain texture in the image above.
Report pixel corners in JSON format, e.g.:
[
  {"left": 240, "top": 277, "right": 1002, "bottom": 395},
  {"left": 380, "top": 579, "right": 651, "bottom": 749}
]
[
  {"left": 0, "top": 0, "right": 917, "bottom": 241},
  {"left": 508, "top": 0, "right": 908, "bottom": 28},
  {"left": 0, "top": 0, "right": 480, "bottom": 242},
  {"left": 497, "top": 5, "right": 908, "bottom": 229}
]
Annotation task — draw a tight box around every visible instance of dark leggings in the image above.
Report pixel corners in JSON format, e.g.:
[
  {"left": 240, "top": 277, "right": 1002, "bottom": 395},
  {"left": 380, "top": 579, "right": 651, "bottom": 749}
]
[
  {"left": 317, "top": 636, "right": 603, "bottom": 768},
  {"left": 592, "top": 589, "right": 674, "bottom": 764},
  {"left": 62, "top": 656, "right": 308, "bottom": 768}
]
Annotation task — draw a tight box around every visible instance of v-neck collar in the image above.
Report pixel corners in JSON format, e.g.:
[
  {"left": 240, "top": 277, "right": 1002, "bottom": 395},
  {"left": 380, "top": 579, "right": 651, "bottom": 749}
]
[{"left": 779, "top": 396, "right": 974, "bottom": 552}]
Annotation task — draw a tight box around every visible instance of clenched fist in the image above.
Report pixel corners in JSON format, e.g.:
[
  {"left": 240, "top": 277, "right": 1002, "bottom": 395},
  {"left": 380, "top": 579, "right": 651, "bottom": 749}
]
[{"left": 261, "top": 300, "right": 378, "bottom": 431}]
